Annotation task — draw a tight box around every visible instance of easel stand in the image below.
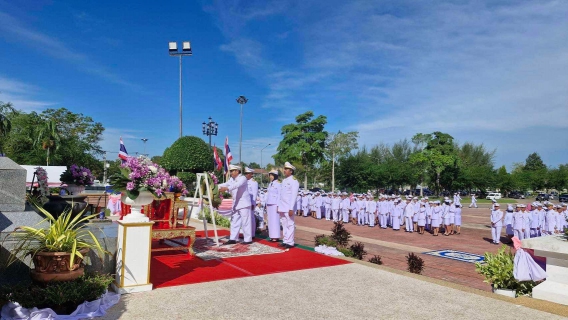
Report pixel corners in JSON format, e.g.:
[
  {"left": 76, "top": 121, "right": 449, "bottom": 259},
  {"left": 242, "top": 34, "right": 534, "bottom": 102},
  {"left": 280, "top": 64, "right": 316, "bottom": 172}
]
[{"left": 191, "top": 173, "right": 220, "bottom": 246}]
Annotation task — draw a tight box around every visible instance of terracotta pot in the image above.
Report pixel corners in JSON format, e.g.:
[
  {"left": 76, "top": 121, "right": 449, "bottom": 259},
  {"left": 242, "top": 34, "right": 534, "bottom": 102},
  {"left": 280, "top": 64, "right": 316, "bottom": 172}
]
[
  {"left": 30, "top": 248, "right": 89, "bottom": 283},
  {"left": 174, "top": 192, "right": 182, "bottom": 201}
]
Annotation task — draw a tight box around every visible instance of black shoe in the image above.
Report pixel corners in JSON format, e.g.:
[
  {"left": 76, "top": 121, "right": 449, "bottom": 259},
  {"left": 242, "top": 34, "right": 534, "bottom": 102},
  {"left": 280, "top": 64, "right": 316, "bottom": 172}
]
[
  {"left": 277, "top": 243, "right": 286, "bottom": 247},
  {"left": 284, "top": 244, "right": 294, "bottom": 249},
  {"left": 225, "top": 240, "right": 237, "bottom": 245},
  {"left": 242, "top": 241, "right": 253, "bottom": 245}
]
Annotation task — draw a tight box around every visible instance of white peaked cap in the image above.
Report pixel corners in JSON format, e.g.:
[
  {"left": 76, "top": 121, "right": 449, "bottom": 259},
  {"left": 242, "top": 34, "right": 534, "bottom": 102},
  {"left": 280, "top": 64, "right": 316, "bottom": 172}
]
[
  {"left": 244, "top": 167, "right": 254, "bottom": 173},
  {"left": 229, "top": 164, "right": 241, "bottom": 171},
  {"left": 284, "top": 162, "right": 296, "bottom": 170},
  {"left": 269, "top": 169, "right": 279, "bottom": 175}
]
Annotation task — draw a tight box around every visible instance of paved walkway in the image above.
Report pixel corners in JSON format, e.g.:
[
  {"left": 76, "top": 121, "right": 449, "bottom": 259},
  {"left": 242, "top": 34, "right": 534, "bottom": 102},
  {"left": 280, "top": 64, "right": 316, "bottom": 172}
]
[{"left": 99, "top": 263, "right": 566, "bottom": 319}]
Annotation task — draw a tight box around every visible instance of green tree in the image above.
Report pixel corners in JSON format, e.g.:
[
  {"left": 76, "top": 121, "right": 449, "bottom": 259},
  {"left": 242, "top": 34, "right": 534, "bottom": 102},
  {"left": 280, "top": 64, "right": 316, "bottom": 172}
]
[
  {"left": 496, "top": 165, "right": 515, "bottom": 196},
  {"left": 34, "top": 120, "right": 61, "bottom": 166},
  {"left": 412, "top": 132, "right": 458, "bottom": 195},
  {"left": 273, "top": 111, "right": 328, "bottom": 189},
  {"left": 247, "top": 162, "right": 261, "bottom": 169},
  {"left": 0, "top": 102, "right": 16, "bottom": 155},
  {"left": 161, "top": 136, "right": 213, "bottom": 187},
  {"left": 326, "top": 130, "right": 359, "bottom": 192},
  {"left": 522, "top": 152, "right": 547, "bottom": 191}
]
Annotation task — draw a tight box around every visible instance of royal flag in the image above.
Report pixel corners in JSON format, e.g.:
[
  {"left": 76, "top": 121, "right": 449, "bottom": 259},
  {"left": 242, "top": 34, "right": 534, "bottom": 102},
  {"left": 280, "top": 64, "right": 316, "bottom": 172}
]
[
  {"left": 213, "top": 145, "right": 223, "bottom": 171},
  {"left": 224, "top": 136, "right": 233, "bottom": 173},
  {"left": 119, "top": 137, "right": 129, "bottom": 163}
]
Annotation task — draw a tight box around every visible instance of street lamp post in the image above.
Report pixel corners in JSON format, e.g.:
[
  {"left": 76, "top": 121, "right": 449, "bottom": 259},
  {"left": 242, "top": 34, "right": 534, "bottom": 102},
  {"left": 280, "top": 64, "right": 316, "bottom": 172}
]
[
  {"left": 236, "top": 96, "right": 248, "bottom": 165},
  {"left": 202, "top": 117, "right": 218, "bottom": 147},
  {"left": 168, "top": 41, "right": 193, "bottom": 138},
  {"left": 141, "top": 138, "right": 148, "bottom": 156},
  {"left": 260, "top": 143, "right": 271, "bottom": 187}
]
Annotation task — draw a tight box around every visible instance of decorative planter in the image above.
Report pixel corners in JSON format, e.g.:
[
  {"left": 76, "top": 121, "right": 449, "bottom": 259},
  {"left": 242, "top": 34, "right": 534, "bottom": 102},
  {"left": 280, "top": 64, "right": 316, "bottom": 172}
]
[
  {"left": 30, "top": 248, "right": 89, "bottom": 283},
  {"left": 66, "top": 184, "right": 85, "bottom": 195},
  {"left": 43, "top": 195, "right": 88, "bottom": 219},
  {"left": 121, "top": 190, "right": 154, "bottom": 222},
  {"left": 492, "top": 286, "right": 516, "bottom": 298},
  {"left": 174, "top": 192, "right": 182, "bottom": 201}
]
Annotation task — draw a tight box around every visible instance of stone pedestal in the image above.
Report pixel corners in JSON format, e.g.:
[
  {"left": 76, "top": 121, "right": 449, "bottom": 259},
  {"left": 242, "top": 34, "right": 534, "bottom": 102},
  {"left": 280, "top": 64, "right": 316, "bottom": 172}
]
[
  {"left": 522, "top": 235, "right": 568, "bottom": 306},
  {"left": 111, "top": 220, "right": 153, "bottom": 294},
  {"left": 0, "top": 157, "right": 26, "bottom": 212}
]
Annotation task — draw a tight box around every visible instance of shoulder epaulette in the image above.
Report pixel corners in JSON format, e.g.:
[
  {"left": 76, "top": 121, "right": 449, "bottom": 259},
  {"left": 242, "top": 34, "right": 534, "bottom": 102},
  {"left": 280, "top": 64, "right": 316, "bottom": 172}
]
[{"left": 292, "top": 176, "right": 297, "bottom": 180}]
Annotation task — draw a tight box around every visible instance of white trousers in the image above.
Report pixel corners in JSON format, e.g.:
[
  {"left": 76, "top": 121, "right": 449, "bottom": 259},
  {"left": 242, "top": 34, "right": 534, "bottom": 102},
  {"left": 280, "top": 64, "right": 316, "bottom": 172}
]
[
  {"left": 368, "top": 213, "right": 375, "bottom": 227},
  {"left": 342, "top": 210, "right": 350, "bottom": 223},
  {"left": 267, "top": 204, "right": 280, "bottom": 239},
  {"left": 469, "top": 202, "right": 477, "bottom": 208},
  {"left": 279, "top": 211, "right": 295, "bottom": 245},
  {"left": 325, "top": 207, "right": 331, "bottom": 220},
  {"left": 231, "top": 207, "right": 252, "bottom": 242},
  {"left": 405, "top": 217, "right": 413, "bottom": 231},
  {"left": 514, "top": 229, "right": 524, "bottom": 240},
  {"left": 491, "top": 225, "right": 502, "bottom": 243},
  {"left": 332, "top": 209, "right": 339, "bottom": 221},
  {"left": 379, "top": 214, "right": 387, "bottom": 228}
]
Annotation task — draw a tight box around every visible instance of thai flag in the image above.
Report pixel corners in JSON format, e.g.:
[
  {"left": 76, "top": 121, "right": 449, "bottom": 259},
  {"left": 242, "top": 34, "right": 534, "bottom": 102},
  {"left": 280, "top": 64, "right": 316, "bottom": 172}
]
[
  {"left": 119, "top": 137, "right": 129, "bottom": 163},
  {"left": 213, "top": 145, "right": 223, "bottom": 171},
  {"left": 224, "top": 136, "right": 232, "bottom": 173}
]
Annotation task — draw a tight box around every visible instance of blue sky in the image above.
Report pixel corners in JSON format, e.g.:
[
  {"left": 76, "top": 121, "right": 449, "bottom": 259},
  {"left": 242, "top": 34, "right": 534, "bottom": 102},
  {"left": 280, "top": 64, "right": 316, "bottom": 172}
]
[{"left": 1, "top": 0, "right": 567, "bottom": 169}]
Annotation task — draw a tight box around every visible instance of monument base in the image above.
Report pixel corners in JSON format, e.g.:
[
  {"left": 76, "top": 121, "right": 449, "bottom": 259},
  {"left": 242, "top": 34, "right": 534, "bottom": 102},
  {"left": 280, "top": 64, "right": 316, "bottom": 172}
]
[
  {"left": 522, "top": 235, "right": 568, "bottom": 306},
  {"left": 112, "top": 282, "right": 152, "bottom": 294}
]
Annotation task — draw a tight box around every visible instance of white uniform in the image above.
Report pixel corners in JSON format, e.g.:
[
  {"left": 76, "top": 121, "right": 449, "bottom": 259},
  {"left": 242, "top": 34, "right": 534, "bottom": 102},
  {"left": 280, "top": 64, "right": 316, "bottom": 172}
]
[
  {"left": 247, "top": 179, "right": 259, "bottom": 237},
  {"left": 277, "top": 175, "right": 299, "bottom": 246},
  {"left": 331, "top": 196, "right": 341, "bottom": 221},
  {"left": 469, "top": 195, "right": 477, "bottom": 208},
  {"left": 266, "top": 180, "right": 281, "bottom": 239},
  {"left": 219, "top": 174, "right": 252, "bottom": 242}
]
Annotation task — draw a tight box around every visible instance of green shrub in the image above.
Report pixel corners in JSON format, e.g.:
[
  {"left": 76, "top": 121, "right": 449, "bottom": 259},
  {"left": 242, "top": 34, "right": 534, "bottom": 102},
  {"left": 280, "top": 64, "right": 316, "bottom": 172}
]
[
  {"left": 177, "top": 172, "right": 197, "bottom": 191},
  {"left": 337, "top": 247, "right": 354, "bottom": 257},
  {"left": 475, "top": 245, "right": 539, "bottom": 296},
  {"left": 162, "top": 136, "right": 213, "bottom": 172},
  {"left": 0, "top": 273, "right": 113, "bottom": 315},
  {"left": 350, "top": 242, "right": 367, "bottom": 260},
  {"left": 330, "top": 221, "right": 351, "bottom": 247},
  {"left": 314, "top": 234, "right": 338, "bottom": 247},
  {"left": 368, "top": 255, "right": 383, "bottom": 265},
  {"left": 406, "top": 252, "right": 425, "bottom": 274},
  {"left": 198, "top": 207, "right": 231, "bottom": 228}
]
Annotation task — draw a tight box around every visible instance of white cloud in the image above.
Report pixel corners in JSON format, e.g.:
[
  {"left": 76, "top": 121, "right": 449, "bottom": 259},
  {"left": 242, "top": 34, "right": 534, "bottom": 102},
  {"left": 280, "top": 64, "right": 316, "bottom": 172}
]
[
  {"left": 206, "top": 0, "right": 568, "bottom": 166},
  {"left": 0, "top": 75, "right": 56, "bottom": 111}
]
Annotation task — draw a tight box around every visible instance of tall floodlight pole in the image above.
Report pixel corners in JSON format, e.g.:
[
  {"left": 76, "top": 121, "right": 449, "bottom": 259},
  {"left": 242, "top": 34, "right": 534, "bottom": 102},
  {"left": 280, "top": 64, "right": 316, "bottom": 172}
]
[
  {"left": 141, "top": 138, "right": 148, "bottom": 156},
  {"left": 260, "top": 143, "right": 271, "bottom": 187},
  {"left": 202, "top": 116, "right": 218, "bottom": 148},
  {"left": 168, "top": 41, "right": 192, "bottom": 138},
  {"left": 236, "top": 96, "right": 248, "bottom": 165}
]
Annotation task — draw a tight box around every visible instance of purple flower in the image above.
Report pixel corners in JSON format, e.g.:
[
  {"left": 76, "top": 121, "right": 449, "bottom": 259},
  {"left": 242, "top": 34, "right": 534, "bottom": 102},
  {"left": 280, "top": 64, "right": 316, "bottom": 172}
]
[{"left": 126, "top": 182, "right": 135, "bottom": 190}]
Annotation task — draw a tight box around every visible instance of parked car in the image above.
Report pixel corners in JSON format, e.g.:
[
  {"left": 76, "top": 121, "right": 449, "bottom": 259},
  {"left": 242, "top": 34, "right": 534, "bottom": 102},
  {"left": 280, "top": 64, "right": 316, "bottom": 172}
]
[
  {"left": 536, "top": 193, "right": 550, "bottom": 201},
  {"left": 559, "top": 193, "right": 568, "bottom": 202},
  {"left": 486, "top": 192, "right": 502, "bottom": 200},
  {"left": 508, "top": 191, "right": 525, "bottom": 199}
]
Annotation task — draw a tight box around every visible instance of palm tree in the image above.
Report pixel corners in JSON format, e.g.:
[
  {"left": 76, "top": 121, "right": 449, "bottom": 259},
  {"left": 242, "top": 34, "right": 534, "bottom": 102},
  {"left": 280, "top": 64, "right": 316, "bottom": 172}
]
[
  {"left": 35, "top": 120, "right": 61, "bottom": 165},
  {"left": 0, "top": 102, "right": 15, "bottom": 156}
]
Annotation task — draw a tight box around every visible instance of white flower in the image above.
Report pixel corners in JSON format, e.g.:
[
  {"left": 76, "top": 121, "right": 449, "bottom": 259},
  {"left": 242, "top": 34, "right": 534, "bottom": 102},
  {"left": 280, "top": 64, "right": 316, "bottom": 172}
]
[{"left": 148, "top": 166, "right": 157, "bottom": 174}]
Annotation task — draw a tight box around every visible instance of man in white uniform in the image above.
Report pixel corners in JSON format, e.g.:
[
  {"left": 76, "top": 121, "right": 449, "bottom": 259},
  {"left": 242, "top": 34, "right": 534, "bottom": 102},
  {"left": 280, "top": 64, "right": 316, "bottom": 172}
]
[
  {"left": 277, "top": 162, "right": 300, "bottom": 249},
  {"left": 245, "top": 167, "right": 259, "bottom": 238},
  {"left": 218, "top": 165, "right": 252, "bottom": 244}
]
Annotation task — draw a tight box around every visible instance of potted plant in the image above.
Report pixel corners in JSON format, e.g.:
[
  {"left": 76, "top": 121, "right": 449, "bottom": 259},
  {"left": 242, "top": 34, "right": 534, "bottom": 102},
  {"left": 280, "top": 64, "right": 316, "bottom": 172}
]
[
  {"left": 475, "top": 245, "right": 517, "bottom": 297},
  {"left": 59, "top": 164, "right": 95, "bottom": 195},
  {"left": 6, "top": 198, "right": 107, "bottom": 283},
  {"left": 109, "top": 156, "right": 171, "bottom": 221},
  {"left": 168, "top": 175, "right": 188, "bottom": 201}
]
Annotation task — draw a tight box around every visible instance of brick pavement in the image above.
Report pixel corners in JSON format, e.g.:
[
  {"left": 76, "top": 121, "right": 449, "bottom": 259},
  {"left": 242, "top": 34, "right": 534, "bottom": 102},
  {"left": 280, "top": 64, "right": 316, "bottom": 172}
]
[{"left": 292, "top": 205, "right": 514, "bottom": 292}]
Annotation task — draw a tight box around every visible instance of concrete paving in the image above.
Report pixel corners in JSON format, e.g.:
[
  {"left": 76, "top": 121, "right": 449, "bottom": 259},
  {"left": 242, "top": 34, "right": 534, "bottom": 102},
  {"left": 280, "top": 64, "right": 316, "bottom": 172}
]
[{"left": 98, "top": 262, "right": 565, "bottom": 319}]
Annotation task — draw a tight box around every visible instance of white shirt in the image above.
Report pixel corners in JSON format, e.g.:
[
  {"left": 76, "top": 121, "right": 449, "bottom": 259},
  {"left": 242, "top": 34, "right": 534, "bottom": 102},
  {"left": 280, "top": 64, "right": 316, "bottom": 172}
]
[
  {"left": 247, "top": 179, "right": 259, "bottom": 207},
  {"left": 277, "top": 175, "right": 299, "bottom": 212},
  {"left": 219, "top": 174, "right": 251, "bottom": 211},
  {"left": 266, "top": 180, "right": 281, "bottom": 205}
]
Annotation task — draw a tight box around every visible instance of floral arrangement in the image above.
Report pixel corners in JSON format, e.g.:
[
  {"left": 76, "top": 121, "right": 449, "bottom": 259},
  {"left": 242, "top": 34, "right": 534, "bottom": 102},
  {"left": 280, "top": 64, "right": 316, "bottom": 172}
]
[
  {"left": 60, "top": 164, "right": 94, "bottom": 186},
  {"left": 200, "top": 172, "right": 222, "bottom": 209},
  {"left": 34, "top": 167, "right": 50, "bottom": 202},
  {"left": 168, "top": 176, "right": 188, "bottom": 195},
  {"left": 109, "top": 156, "right": 170, "bottom": 200}
]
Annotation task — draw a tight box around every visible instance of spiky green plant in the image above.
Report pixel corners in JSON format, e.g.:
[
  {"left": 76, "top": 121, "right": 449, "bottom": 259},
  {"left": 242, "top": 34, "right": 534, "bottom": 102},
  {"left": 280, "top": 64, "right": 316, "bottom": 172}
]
[{"left": 5, "top": 197, "right": 108, "bottom": 270}]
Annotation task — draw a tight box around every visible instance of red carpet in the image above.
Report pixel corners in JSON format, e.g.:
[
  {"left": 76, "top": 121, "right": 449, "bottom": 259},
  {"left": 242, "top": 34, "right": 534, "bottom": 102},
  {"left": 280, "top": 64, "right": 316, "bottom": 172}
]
[{"left": 150, "top": 230, "right": 351, "bottom": 289}]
